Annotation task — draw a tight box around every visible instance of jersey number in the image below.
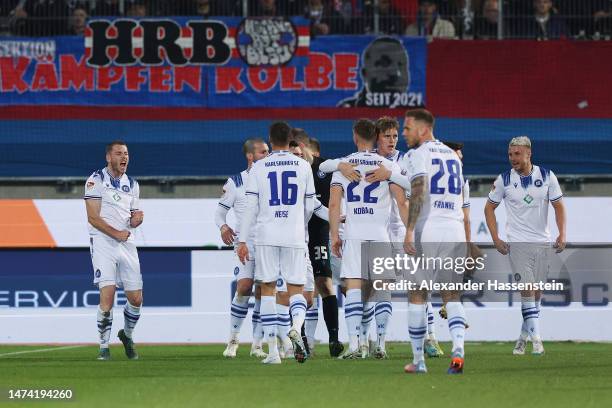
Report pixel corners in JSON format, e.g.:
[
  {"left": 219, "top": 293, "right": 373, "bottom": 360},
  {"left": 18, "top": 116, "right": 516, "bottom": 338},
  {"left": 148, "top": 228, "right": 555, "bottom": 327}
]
[
  {"left": 267, "top": 171, "right": 297, "bottom": 206},
  {"left": 347, "top": 181, "right": 380, "bottom": 203},
  {"left": 430, "top": 159, "right": 461, "bottom": 195},
  {"left": 314, "top": 246, "right": 328, "bottom": 260}
]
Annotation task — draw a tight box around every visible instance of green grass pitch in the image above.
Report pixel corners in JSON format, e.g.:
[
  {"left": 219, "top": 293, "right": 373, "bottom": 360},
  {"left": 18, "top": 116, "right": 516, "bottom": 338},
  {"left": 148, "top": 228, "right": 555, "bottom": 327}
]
[{"left": 1, "top": 342, "right": 611, "bottom": 408}]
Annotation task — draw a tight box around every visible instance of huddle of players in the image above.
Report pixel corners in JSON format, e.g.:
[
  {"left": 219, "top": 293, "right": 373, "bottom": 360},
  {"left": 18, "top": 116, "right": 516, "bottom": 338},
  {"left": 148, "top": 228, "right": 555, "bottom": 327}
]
[{"left": 215, "top": 108, "right": 566, "bottom": 373}]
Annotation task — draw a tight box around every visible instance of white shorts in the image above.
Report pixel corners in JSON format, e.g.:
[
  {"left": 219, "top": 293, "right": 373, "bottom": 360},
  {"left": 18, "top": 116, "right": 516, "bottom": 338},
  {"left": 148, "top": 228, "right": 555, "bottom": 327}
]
[
  {"left": 277, "top": 253, "right": 314, "bottom": 292},
  {"left": 340, "top": 240, "right": 395, "bottom": 280},
  {"left": 409, "top": 224, "right": 467, "bottom": 285},
  {"left": 90, "top": 235, "right": 142, "bottom": 291},
  {"left": 234, "top": 243, "right": 255, "bottom": 281},
  {"left": 255, "top": 245, "right": 306, "bottom": 285},
  {"left": 508, "top": 243, "right": 551, "bottom": 284},
  {"left": 305, "top": 255, "right": 315, "bottom": 292}
]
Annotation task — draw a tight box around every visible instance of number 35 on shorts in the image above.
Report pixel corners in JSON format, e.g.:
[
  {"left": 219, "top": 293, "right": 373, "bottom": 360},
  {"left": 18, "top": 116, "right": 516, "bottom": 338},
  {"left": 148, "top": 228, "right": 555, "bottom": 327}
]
[{"left": 314, "top": 246, "right": 328, "bottom": 260}]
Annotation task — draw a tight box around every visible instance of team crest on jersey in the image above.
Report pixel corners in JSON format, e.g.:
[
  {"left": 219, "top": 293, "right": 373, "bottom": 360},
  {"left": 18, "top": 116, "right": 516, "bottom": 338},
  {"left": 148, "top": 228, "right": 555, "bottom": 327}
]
[
  {"left": 276, "top": 278, "right": 284, "bottom": 287},
  {"left": 534, "top": 179, "right": 543, "bottom": 187},
  {"left": 233, "top": 267, "right": 239, "bottom": 276},
  {"left": 317, "top": 170, "right": 326, "bottom": 179},
  {"left": 86, "top": 181, "right": 95, "bottom": 190},
  {"left": 122, "top": 185, "right": 130, "bottom": 192}
]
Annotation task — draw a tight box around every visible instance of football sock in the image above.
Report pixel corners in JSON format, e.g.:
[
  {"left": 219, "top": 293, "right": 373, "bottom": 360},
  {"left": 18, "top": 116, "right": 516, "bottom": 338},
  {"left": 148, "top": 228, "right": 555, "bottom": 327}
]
[
  {"left": 446, "top": 301, "right": 467, "bottom": 355},
  {"left": 260, "top": 296, "right": 278, "bottom": 356},
  {"left": 97, "top": 306, "right": 113, "bottom": 349},
  {"left": 360, "top": 301, "right": 375, "bottom": 347},
  {"left": 520, "top": 298, "right": 541, "bottom": 340},
  {"left": 408, "top": 303, "right": 427, "bottom": 364},
  {"left": 276, "top": 303, "right": 291, "bottom": 342},
  {"left": 305, "top": 297, "right": 319, "bottom": 348},
  {"left": 426, "top": 302, "right": 436, "bottom": 340},
  {"left": 252, "top": 298, "right": 263, "bottom": 345},
  {"left": 374, "top": 301, "right": 392, "bottom": 349},
  {"left": 229, "top": 293, "right": 249, "bottom": 338},
  {"left": 344, "top": 289, "right": 363, "bottom": 351},
  {"left": 289, "top": 294, "right": 307, "bottom": 333},
  {"left": 321, "top": 295, "right": 339, "bottom": 342},
  {"left": 123, "top": 301, "right": 140, "bottom": 339},
  {"left": 521, "top": 296, "right": 541, "bottom": 341}
]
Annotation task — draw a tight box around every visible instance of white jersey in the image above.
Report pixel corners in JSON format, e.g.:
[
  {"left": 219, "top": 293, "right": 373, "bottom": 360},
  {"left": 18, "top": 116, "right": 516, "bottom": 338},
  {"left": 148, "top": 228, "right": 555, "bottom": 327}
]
[
  {"left": 403, "top": 140, "right": 465, "bottom": 229},
  {"left": 488, "top": 165, "right": 563, "bottom": 242},
  {"left": 385, "top": 149, "right": 409, "bottom": 240},
  {"left": 331, "top": 151, "right": 400, "bottom": 242},
  {"left": 240, "top": 150, "right": 316, "bottom": 248},
  {"left": 84, "top": 168, "right": 140, "bottom": 240},
  {"left": 216, "top": 169, "right": 256, "bottom": 243}
]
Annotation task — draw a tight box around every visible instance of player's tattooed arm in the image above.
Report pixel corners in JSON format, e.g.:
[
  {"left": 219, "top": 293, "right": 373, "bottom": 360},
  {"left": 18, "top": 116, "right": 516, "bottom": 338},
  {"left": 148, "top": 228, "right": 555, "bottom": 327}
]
[{"left": 406, "top": 175, "right": 425, "bottom": 230}]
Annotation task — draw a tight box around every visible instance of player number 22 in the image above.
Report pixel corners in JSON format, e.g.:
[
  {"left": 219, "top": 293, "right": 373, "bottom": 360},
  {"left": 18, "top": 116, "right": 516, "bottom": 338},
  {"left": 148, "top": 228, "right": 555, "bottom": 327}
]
[
  {"left": 267, "top": 171, "right": 298, "bottom": 206},
  {"left": 430, "top": 159, "right": 461, "bottom": 195}
]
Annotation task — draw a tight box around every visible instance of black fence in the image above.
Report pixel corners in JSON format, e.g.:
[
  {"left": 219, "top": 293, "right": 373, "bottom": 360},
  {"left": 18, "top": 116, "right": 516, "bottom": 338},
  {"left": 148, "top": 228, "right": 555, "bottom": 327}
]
[{"left": 0, "top": 0, "right": 610, "bottom": 40}]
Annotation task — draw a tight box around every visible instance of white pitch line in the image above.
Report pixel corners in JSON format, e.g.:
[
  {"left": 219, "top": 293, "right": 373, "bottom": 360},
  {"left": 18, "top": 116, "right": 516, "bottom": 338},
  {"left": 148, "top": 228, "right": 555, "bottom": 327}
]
[{"left": 0, "top": 345, "right": 85, "bottom": 358}]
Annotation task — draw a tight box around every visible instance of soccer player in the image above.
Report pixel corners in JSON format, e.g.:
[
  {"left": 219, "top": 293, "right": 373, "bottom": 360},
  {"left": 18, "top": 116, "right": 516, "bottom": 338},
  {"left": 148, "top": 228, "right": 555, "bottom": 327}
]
[
  {"left": 237, "top": 121, "right": 316, "bottom": 364},
  {"left": 400, "top": 109, "right": 468, "bottom": 374},
  {"left": 216, "top": 138, "right": 269, "bottom": 359},
  {"left": 329, "top": 119, "right": 408, "bottom": 359},
  {"left": 485, "top": 136, "right": 566, "bottom": 356},
  {"left": 323, "top": 116, "right": 411, "bottom": 359},
  {"left": 84, "top": 140, "right": 143, "bottom": 361},
  {"left": 294, "top": 130, "right": 345, "bottom": 357}
]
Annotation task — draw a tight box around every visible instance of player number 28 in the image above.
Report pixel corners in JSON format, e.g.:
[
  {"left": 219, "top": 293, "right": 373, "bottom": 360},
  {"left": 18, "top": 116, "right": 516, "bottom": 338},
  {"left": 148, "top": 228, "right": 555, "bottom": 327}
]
[
  {"left": 267, "top": 171, "right": 298, "bottom": 206},
  {"left": 430, "top": 158, "right": 462, "bottom": 195}
]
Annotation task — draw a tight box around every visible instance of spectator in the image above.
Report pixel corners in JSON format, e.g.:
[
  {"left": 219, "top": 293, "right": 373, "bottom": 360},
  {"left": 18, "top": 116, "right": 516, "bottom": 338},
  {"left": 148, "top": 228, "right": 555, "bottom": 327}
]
[
  {"left": 303, "top": 0, "right": 331, "bottom": 36},
  {"left": 331, "top": 0, "right": 354, "bottom": 34},
  {"left": 474, "top": 0, "right": 504, "bottom": 38},
  {"left": 406, "top": 0, "right": 456, "bottom": 38},
  {"left": 69, "top": 4, "right": 87, "bottom": 35},
  {"left": 554, "top": 0, "right": 590, "bottom": 38},
  {"left": 303, "top": 0, "right": 349, "bottom": 35},
  {"left": 513, "top": 0, "right": 567, "bottom": 39},
  {"left": 162, "top": 0, "right": 241, "bottom": 17},
  {"left": 591, "top": 0, "right": 612, "bottom": 38},
  {"left": 1, "top": 0, "right": 21, "bottom": 35},
  {"left": 439, "top": 0, "right": 482, "bottom": 38},
  {"left": 15, "top": 0, "right": 70, "bottom": 36},
  {"left": 358, "top": 0, "right": 404, "bottom": 35},
  {"left": 250, "top": 0, "right": 282, "bottom": 17},
  {"left": 126, "top": 0, "right": 147, "bottom": 17},
  {"left": 91, "top": 0, "right": 121, "bottom": 16}
]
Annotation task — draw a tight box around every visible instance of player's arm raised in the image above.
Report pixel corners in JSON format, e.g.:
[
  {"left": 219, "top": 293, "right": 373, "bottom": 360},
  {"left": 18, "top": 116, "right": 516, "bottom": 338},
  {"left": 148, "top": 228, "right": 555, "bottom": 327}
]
[
  {"left": 319, "top": 158, "right": 360, "bottom": 183},
  {"left": 85, "top": 199, "right": 130, "bottom": 242}
]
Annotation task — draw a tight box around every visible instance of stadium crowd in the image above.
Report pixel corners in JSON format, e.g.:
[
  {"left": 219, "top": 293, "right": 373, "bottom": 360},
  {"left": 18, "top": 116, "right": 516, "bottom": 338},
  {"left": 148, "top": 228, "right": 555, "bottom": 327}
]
[{"left": 0, "top": 0, "right": 610, "bottom": 39}]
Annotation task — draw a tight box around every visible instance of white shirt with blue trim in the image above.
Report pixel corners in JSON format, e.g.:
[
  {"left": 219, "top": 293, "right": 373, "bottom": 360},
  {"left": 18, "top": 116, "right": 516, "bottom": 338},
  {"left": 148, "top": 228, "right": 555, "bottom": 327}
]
[{"left": 488, "top": 165, "right": 563, "bottom": 242}]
